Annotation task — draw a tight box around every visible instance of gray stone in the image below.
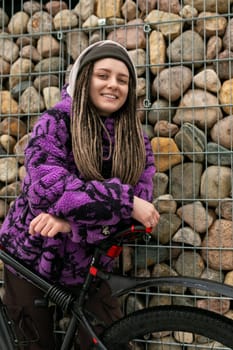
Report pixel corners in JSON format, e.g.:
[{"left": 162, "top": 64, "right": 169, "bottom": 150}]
[
  {"left": 206, "top": 142, "right": 233, "bottom": 166},
  {"left": 175, "top": 122, "right": 206, "bottom": 162}
]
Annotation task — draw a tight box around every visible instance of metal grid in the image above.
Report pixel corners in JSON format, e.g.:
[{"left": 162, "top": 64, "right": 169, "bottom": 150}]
[{"left": 0, "top": 0, "right": 233, "bottom": 348}]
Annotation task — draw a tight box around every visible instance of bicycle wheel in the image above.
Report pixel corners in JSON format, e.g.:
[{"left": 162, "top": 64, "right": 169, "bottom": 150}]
[{"left": 101, "top": 305, "right": 233, "bottom": 349}]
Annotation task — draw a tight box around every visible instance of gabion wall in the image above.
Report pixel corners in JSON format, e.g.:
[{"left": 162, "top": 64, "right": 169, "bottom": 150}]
[{"left": 1, "top": 0, "right": 233, "bottom": 348}]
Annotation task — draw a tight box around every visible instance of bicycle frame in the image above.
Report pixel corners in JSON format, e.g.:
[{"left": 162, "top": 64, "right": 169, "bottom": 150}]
[{"left": 1, "top": 225, "right": 233, "bottom": 350}]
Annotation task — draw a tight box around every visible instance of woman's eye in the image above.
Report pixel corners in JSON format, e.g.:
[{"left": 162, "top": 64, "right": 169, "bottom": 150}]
[
  {"left": 119, "top": 79, "right": 128, "bottom": 84},
  {"left": 98, "top": 74, "right": 108, "bottom": 79}
]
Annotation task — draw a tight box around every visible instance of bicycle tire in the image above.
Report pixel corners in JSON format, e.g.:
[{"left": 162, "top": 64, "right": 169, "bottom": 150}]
[{"left": 101, "top": 305, "right": 233, "bottom": 349}]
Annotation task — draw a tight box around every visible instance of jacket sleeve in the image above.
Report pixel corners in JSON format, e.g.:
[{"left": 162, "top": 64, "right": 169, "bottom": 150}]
[{"left": 23, "top": 108, "right": 134, "bottom": 229}]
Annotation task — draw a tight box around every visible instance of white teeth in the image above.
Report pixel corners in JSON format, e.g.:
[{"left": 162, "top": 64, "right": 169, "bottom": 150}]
[{"left": 103, "top": 94, "right": 117, "bottom": 99}]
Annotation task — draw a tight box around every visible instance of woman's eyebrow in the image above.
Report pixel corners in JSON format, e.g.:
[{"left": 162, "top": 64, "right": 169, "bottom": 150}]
[{"left": 94, "top": 67, "right": 129, "bottom": 77}]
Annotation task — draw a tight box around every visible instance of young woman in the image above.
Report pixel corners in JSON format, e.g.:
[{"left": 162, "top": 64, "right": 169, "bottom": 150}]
[{"left": 0, "top": 40, "right": 160, "bottom": 349}]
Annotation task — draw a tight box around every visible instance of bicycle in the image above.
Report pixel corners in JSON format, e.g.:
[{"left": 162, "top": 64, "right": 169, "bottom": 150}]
[{"left": 1, "top": 223, "right": 233, "bottom": 349}]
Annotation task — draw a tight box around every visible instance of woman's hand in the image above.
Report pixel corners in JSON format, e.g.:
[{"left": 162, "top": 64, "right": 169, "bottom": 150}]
[
  {"left": 29, "top": 213, "right": 71, "bottom": 238},
  {"left": 132, "top": 196, "right": 160, "bottom": 228}
]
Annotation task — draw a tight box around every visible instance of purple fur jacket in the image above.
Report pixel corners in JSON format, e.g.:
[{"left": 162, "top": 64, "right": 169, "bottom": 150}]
[{"left": 0, "top": 87, "right": 155, "bottom": 286}]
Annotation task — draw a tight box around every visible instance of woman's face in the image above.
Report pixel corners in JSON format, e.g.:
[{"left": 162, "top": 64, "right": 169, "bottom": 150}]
[{"left": 89, "top": 58, "right": 130, "bottom": 117}]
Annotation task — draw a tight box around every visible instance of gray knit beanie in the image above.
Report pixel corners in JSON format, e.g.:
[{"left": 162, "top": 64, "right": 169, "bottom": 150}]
[{"left": 67, "top": 40, "right": 136, "bottom": 98}]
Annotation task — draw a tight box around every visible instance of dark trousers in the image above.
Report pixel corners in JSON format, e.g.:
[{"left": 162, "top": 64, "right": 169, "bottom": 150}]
[{"left": 3, "top": 267, "right": 122, "bottom": 350}]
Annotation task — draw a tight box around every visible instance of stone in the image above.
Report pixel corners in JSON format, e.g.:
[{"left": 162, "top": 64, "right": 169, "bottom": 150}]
[
  {"left": 19, "top": 45, "right": 42, "bottom": 62},
  {"left": 170, "top": 162, "right": 203, "bottom": 201},
  {"left": 43, "top": 86, "right": 61, "bottom": 109},
  {"left": 152, "top": 66, "right": 192, "bottom": 101},
  {"left": 11, "top": 81, "right": 33, "bottom": 100},
  {"left": 145, "top": 10, "right": 183, "bottom": 39},
  {"left": 200, "top": 166, "right": 232, "bottom": 207},
  {"left": 153, "top": 120, "right": 179, "bottom": 137},
  {"left": 37, "top": 35, "right": 61, "bottom": 58},
  {"left": 136, "top": 77, "right": 146, "bottom": 97},
  {"left": 151, "top": 137, "right": 183, "bottom": 172},
  {"left": 174, "top": 332, "right": 193, "bottom": 344},
  {"left": 121, "top": 0, "right": 137, "bottom": 21},
  {"left": 193, "top": 69, "right": 221, "bottom": 93},
  {"left": 149, "top": 30, "right": 166, "bottom": 76},
  {"left": 214, "top": 50, "right": 233, "bottom": 80},
  {"left": 44, "top": 1, "right": 68, "bottom": 16},
  {"left": 23, "top": 1, "right": 42, "bottom": 15},
  {"left": 27, "top": 11, "right": 54, "bottom": 38},
  {"left": 0, "top": 157, "right": 18, "bottom": 182},
  {"left": 175, "top": 251, "right": 205, "bottom": 277},
  {"left": 152, "top": 212, "right": 182, "bottom": 244},
  {"left": 197, "top": 298, "right": 230, "bottom": 315},
  {"left": 148, "top": 99, "right": 175, "bottom": 125},
  {"left": 124, "top": 294, "right": 145, "bottom": 314},
  {"left": 216, "top": 198, "right": 233, "bottom": 220},
  {"left": 19, "top": 86, "right": 45, "bottom": 114},
  {"left": 210, "top": 115, "right": 233, "bottom": 149},
  {"left": 33, "top": 75, "right": 59, "bottom": 91},
  {"left": 153, "top": 194, "right": 177, "bottom": 214},
  {"left": 167, "top": 30, "right": 204, "bottom": 68},
  {"left": 18, "top": 165, "right": 26, "bottom": 181},
  {"left": 179, "top": 5, "right": 198, "bottom": 19},
  {"left": 0, "top": 199, "right": 9, "bottom": 218},
  {"left": 223, "top": 18, "right": 233, "bottom": 51},
  {"left": 0, "top": 181, "right": 22, "bottom": 198},
  {"left": 9, "top": 58, "right": 34, "bottom": 88},
  {"left": 176, "top": 201, "right": 215, "bottom": 233},
  {"left": 172, "top": 227, "right": 202, "bottom": 247},
  {"left": 202, "top": 219, "right": 233, "bottom": 270},
  {"left": 153, "top": 172, "right": 169, "bottom": 197},
  {"left": 0, "top": 8, "right": 9, "bottom": 28},
  {"left": 0, "top": 58, "right": 10, "bottom": 75},
  {"left": 65, "top": 31, "right": 89, "bottom": 61},
  {"left": 73, "top": 0, "right": 95, "bottom": 22},
  {"left": 96, "top": 0, "right": 122, "bottom": 18},
  {"left": 183, "top": 0, "right": 233, "bottom": 13},
  {"left": 0, "top": 134, "right": 16, "bottom": 154},
  {"left": 173, "top": 89, "right": 223, "bottom": 129},
  {"left": 107, "top": 19, "right": 146, "bottom": 49},
  {"left": 53, "top": 10, "right": 78, "bottom": 30},
  {"left": 7, "top": 11, "right": 29, "bottom": 34},
  {"left": 0, "top": 117, "right": 27, "bottom": 137},
  {"left": 13, "top": 133, "right": 31, "bottom": 164},
  {"left": 0, "top": 91, "right": 19, "bottom": 115},
  {"left": 137, "top": 0, "right": 156, "bottom": 17},
  {"left": 206, "top": 35, "right": 222, "bottom": 60},
  {"left": 174, "top": 122, "right": 206, "bottom": 162},
  {"left": 157, "top": 0, "right": 181, "bottom": 14},
  {"left": 34, "top": 57, "right": 66, "bottom": 73},
  {"left": 149, "top": 294, "right": 172, "bottom": 307},
  {"left": 82, "top": 15, "right": 99, "bottom": 30},
  {"left": 195, "top": 12, "right": 227, "bottom": 38},
  {"left": 128, "top": 49, "right": 146, "bottom": 76},
  {"left": 219, "top": 79, "right": 233, "bottom": 114},
  {"left": 224, "top": 270, "right": 233, "bottom": 287},
  {"left": 16, "top": 36, "right": 36, "bottom": 47},
  {"left": 0, "top": 35, "right": 19, "bottom": 63}
]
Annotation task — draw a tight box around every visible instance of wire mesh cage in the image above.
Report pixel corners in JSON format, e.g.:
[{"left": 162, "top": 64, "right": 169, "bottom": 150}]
[{"left": 0, "top": 0, "right": 233, "bottom": 348}]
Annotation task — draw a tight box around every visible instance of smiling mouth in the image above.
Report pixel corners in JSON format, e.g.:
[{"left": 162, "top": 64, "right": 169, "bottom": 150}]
[{"left": 102, "top": 94, "right": 118, "bottom": 99}]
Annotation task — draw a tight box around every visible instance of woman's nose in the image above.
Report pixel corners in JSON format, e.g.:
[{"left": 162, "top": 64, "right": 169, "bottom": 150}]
[{"left": 107, "top": 77, "right": 118, "bottom": 87}]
